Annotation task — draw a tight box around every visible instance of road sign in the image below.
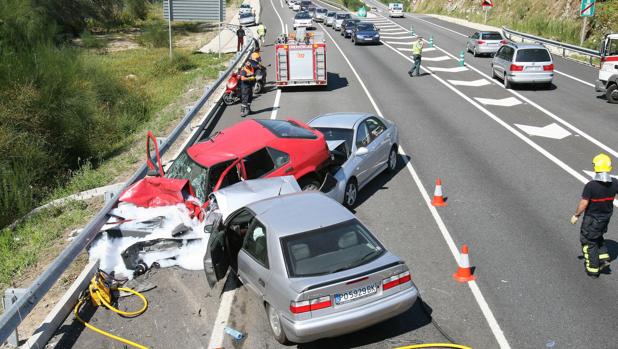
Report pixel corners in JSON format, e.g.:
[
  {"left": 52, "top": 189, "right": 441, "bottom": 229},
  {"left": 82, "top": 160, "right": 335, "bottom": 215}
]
[
  {"left": 163, "top": 0, "right": 226, "bottom": 21},
  {"left": 482, "top": 0, "right": 493, "bottom": 7},
  {"left": 580, "top": 0, "right": 595, "bottom": 17}
]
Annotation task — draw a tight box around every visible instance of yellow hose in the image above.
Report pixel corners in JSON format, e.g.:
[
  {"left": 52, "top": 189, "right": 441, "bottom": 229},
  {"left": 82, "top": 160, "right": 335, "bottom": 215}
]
[
  {"left": 394, "top": 344, "right": 473, "bottom": 349},
  {"left": 97, "top": 287, "right": 149, "bottom": 317}
]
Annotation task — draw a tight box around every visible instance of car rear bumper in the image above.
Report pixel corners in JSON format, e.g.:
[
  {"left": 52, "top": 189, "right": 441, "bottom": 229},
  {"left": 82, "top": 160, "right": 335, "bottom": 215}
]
[
  {"left": 476, "top": 45, "right": 501, "bottom": 53},
  {"left": 508, "top": 72, "right": 553, "bottom": 84},
  {"left": 596, "top": 79, "right": 607, "bottom": 93},
  {"left": 280, "top": 285, "right": 418, "bottom": 343}
]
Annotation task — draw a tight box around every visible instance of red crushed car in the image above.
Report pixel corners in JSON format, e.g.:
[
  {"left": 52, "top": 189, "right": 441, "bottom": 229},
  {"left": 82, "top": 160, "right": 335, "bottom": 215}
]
[{"left": 120, "top": 119, "right": 332, "bottom": 208}]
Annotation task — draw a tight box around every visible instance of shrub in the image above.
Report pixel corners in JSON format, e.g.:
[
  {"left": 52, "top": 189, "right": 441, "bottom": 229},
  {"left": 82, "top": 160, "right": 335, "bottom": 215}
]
[
  {"left": 138, "top": 20, "right": 169, "bottom": 48},
  {"left": 80, "top": 30, "right": 107, "bottom": 48},
  {"left": 151, "top": 52, "right": 197, "bottom": 76}
]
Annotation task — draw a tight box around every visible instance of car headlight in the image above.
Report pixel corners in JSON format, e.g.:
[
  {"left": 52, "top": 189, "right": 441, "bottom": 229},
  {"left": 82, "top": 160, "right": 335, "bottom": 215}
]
[{"left": 374, "top": 33, "right": 380, "bottom": 38}]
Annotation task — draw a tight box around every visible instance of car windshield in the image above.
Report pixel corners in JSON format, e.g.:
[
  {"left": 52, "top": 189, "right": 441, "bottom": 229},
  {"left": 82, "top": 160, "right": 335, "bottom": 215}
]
[
  {"left": 356, "top": 23, "right": 376, "bottom": 31},
  {"left": 516, "top": 48, "right": 551, "bottom": 62},
  {"left": 295, "top": 12, "right": 311, "bottom": 19},
  {"left": 482, "top": 32, "right": 502, "bottom": 40},
  {"left": 166, "top": 152, "right": 210, "bottom": 202},
  {"left": 317, "top": 8, "right": 328, "bottom": 13},
  {"left": 256, "top": 119, "right": 317, "bottom": 139},
  {"left": 281, "top": 219, "right": 385, "bottom": 277},
  {"left": 314, "top": 127, "right": 353, "bottom": 156},
  {"left": 336, "top": 13, "right": 350, "bottom": 19},
  {"left": 240, "top": 13, "right": 253, "bottom": 18}
]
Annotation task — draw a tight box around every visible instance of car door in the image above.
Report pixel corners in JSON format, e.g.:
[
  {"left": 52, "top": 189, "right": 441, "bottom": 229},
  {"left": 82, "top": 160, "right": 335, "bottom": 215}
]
[
  {"left": 468, "top": 32, "right": 478, "bottom": 51},
  {"left": 502, "top": 46, "right": 515, "bottom": 77},
  {"left": 364, "top": 117, "right": 390, "bottom": 175},
  {"left": 203, "top": 212, "right": 227, "bottom": 289},
  {"left": 352, "top": 120, "right": 380, "bottom": 188},
  {"left": 237, "top": 219, "right": 271, "bottom": 297},
  {"left": 493, "top": 46, "right": 506, "bottom": 75}
]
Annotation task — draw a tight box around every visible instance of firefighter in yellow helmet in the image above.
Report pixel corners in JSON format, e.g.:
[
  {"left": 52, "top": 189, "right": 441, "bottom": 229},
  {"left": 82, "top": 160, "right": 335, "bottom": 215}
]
[{"left": 570, "top": 153, "right": 615, "bottom": 278}]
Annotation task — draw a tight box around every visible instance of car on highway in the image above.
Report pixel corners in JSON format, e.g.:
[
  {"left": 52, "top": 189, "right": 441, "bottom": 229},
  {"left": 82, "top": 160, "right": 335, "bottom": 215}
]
[
  {"left": 314, "top": 7, "right": 328, "bottom": 22},
  {"left": 325, "top": 11, "right": 337, "bottom": 26},
  {"left": 309, "top": 112, "right": 399, "bottom": 207},
  {"left": 203, "top": 191, "right": 418, "bottom": 344},
  {"left": 292, "top": 0, "right": 301, "bottom": 11},
  {"left": 466, "top": 31, "right": 506, "bottom": 57},
  {"left": 239, "top": 3, "right": 253, "bottom": 15},
  {"left": 307, "top": 5, "right": 317, "bottom": 18},
  {"left": 293, "top": 11, "right": 313, "bottom": 30},
  {"left": 334, "top": 12, "right": 351, "bottom": 31},
  {"left": 300, "top": 0, "right": 311, "bottom": 11},
  {"left": 341, "top": 18, "right": 361, "bottom": 38},
  {"left": 351, "top": 22, "right": 380, "bottom": 45},
  {"left": 388, "top": 2, "right": 404, "bottom": 17},
  {"left": 491, "top": 42, "right": 554, "bottom": 89},
  {"left": 238, "top": 12, "right": 256, "bottom": 26},
  {"left": 287, "top": 0, "right": 294, "bottom": 7}
]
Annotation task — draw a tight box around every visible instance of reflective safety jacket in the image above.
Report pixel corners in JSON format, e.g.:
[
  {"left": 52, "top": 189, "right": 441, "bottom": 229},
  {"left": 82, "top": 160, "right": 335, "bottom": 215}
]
[
  {"left": 240, "top": 65, "right": 255, "bottom": 87},
  {"left": 257, "top": 24, "right": 266, "bottom": 35},
  {"left": 412, "top": 40, "right": 423, "bottom": 56}
]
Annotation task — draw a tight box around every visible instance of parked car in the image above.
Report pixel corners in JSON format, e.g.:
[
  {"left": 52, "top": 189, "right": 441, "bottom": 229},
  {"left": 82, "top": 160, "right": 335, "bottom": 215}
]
[
  {"left": 293, "top": 11, "right": 313, "bottom": 30},
  {"left": 325, "top": 11, "right": 337, "bottom": 26},
  {"left": 309, "top": 112, "right": 399, "bottom": 207},
  {"left": 466, "top": 31, "right": 507, "bottom": 57},
  {"left": 341, "top": 18, "right": 361, "bottom": 38},
  {"left": 203, "top": 191, "right": 418, "bottom": 344},
  {"left": 491, "top": 42, "right": 554, "bottom": 89},
  {"left": 334, "top": 13, "right": 351, "bottom": 31},
  {"left": 239, "top": 12, "right": 256, "bottom": 26},
  {"left": 314, "top": 8, "right": 328, "bottom": 22},
  {"left": 239, "top": 3, "right": 253, "bottom": 15},
  {"left": 351, "top": 22, "right": 380, "bottom": 45}
]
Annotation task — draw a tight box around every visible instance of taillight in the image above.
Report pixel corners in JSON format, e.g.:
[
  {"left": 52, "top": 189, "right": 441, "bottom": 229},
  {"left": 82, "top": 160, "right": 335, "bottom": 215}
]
[
  {"left": 510, "top": 64, "right": 524, "bottom": 71},
  {"left": 476, "top": 40, "right": 485, "bottom": 45},
  {"left": 382, "top": 271, "right": 412, "bottom": 291},
  {"left": 543, "top": 63, "right": 554, "bottom": 71},
  {"left": 290, "top": 296, "right": 332, "bottom": 314},
  {"left": 500, "top": 39, "right": 508, "bottom": 45}
]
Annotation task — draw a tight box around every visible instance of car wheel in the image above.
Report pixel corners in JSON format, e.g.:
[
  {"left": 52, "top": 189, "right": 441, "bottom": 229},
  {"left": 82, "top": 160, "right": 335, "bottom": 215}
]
[
  {"left": 266, "top": 303, "right": 290, "bottom": 345},
  {"left": 473, "top": 46, "right": 478, "bottom": 57},
  {"left": 299, "top": 176, "right": 321, "bottom": 191},
  {"left": 386, "top": 146, "right": 398, "bottom": 172},
  {"left": 343, "top": 178, "right": 358, "bottom": 208},
  {"left": 503, "top": 73, "right": 511, "bottom": 89},
  {"left": 490, "top": 66, "right": 497, "bottom": 79},
  {"left": 607, "top": 84, "right": 618, "bottom": 104}
]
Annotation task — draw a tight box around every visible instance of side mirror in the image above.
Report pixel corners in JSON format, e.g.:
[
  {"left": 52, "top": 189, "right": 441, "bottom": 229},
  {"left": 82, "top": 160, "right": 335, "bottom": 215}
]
[{"left": 355, "top": 147, "right": 369, "bottom": 156}]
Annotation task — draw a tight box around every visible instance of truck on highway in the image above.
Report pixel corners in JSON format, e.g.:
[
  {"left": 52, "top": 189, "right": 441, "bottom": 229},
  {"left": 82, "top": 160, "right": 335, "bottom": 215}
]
[
  {"left": 596, "top": 33, "right": 618, "bottom": 104},
  {"left": 275, "top": 28, "right": 327, "bottom": 87}
]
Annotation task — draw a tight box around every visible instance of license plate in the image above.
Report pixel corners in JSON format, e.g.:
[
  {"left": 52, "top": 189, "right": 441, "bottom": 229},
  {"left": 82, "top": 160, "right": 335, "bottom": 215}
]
[
  {"left": 526, "top": 66, "right": 542, "bottom": 71},
  {"left": 334, "top": 282, "right": 380, "bottom": 305},
  {"left": 363, "top": 38, "right": 373, "bottom": 41}
]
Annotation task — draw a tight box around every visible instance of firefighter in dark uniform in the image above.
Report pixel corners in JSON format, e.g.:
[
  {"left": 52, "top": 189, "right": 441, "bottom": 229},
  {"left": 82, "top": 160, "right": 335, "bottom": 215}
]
[
  {"left": 571, "top": 153, "right": 616, "bottom": 278},
  {"left": 239, "top": 60, "right": 256, "bottom": 117}
]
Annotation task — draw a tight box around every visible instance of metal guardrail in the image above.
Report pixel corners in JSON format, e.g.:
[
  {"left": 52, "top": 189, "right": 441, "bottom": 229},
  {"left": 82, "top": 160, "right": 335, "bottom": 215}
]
[
  {"left": 502, "top": 26, "right": 601, "bottom": 67},
  {"left": 0, "top": 40, "right": 255, "bottom": 345}
]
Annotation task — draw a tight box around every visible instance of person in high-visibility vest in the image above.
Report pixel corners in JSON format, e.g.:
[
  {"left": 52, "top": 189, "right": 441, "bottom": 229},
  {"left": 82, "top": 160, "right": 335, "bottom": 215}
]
[
  {"left": 571, "top": 153, "right": 616, "bottom": 278},
  {"left": 257, "top": 23, "right": 267, "bottom": 45},
  {"left": 239, "top": 60, "right": 256, "bottom": 117},
  {"left": 408, "top": 37, "right": 424, "bottom": 77}
]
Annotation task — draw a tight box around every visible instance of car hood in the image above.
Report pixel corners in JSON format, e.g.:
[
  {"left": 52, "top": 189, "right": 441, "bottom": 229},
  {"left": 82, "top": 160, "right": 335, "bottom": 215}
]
[{"left": 210, "top": 176, "right": 301, "bottom": 220}]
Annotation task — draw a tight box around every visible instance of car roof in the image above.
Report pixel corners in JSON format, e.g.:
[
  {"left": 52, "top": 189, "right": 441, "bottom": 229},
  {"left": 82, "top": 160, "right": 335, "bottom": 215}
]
[
  {"left": 248, "top": 192, "right": 355, "bottom": 237},
  {"left": 309, "top": 112, "right": 373, "bottom": 129},
  {"left": 507, "top": 42, "right": 548, "bottom": 50}
]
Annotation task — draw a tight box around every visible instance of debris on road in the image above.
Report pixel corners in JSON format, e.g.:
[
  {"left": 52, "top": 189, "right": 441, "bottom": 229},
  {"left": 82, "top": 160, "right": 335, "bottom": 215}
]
[{"left": 224, "top": 326, "right": 245, "bottom": 341}]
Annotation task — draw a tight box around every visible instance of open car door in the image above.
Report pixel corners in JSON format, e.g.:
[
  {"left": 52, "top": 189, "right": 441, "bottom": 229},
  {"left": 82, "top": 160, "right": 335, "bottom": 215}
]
[
  {"left": 146, "top": 131, "right": 165, "bottom": 177},
  {"left": 203, "top": 213, "right": 229, "bottom": 289}
]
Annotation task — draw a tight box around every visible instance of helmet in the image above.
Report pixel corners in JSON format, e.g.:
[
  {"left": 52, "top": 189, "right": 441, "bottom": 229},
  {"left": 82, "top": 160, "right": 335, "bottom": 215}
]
[{"left": 593, "top": 153, "right": 612, "bottom": 173}]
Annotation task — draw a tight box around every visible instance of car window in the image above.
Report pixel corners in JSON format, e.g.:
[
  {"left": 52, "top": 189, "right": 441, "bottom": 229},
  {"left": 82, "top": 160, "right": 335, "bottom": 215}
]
[
  {"left": 267, "top": 147, "right": 290, "bottom": 169},
  {"left": 471, "top": 32, "right": 479, "bottom": 39},
  {"left": 355, "top": 122, "right": 370, "bottom": 148},
  {"left": 482, "top": 32, "right": 502, "bottom": 40},
  {"left": 606, "top": 39, "right": 618, "bottom": 56},
  {"left": 515, "top": 48, "right": 551, "bottom": 62},
  {"left": 240, "top": 13, "right": 253, "bottom": 18},
  {"left": 317, "top": 8, "right": 328, "bottom": 13},
  {"left": 495, "top": 47, "right": 505, "bottom": 59},
  {"left": 166, "top": 151, "right": 210, "bottom": 202},
  {"left": 327, "top": 12, "right": 336, "bottom": 17},
  {"left": 504, "top": 46, "right": 515, "bottom": 61},
  {"left": 255, "top": 119, "right": 317, "bottom": 139},
  {"left": 243, "top": 148, "right": 275, "bottom": 178},
  {"left": 243, "top": 221, "right": 269, "bottom": 267},
  {"left": 314, "top": 127, "right": 354, "bottom": 156},
  {"left": 366, "top": 117, "right": 386, "bottom": 141},
  {"left": 281, "top": 219, "right": 384, "bottom": 277}
]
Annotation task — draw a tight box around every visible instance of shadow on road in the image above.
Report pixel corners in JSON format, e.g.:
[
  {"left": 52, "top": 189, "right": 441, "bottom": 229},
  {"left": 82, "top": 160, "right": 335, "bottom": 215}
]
[
  {"left": 279, "top": 72, "right": 349, "bottom": 93},
  {"left": 51, "top": 300, "right": 97, "bottom": 348},
  {"left": 351, "top": 153, "right": 407, "bottom": 211}
]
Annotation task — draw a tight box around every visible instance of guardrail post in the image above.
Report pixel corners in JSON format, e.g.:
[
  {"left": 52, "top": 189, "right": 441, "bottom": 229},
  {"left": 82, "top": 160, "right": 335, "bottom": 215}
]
[{"left": 2, "top": 289, "right": 26, "bottom": 347}]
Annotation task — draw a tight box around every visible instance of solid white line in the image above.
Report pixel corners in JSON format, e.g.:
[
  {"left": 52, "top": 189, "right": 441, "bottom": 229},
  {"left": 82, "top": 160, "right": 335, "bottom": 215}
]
[
  {"left": 270, "top": 89, "right": 282, "bottom": 119},
  {"left": 325, "top": 17, "right": 511, "bottom": 348},
  {"left": 554, "top": 69, "right": 595, "bottom": 87}
]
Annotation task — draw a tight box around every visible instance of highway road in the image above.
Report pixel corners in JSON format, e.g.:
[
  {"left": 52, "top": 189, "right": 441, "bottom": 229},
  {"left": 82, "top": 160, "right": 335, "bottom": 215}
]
[{"left": 50, "top": 1, "right": 618, "bottom": 348}]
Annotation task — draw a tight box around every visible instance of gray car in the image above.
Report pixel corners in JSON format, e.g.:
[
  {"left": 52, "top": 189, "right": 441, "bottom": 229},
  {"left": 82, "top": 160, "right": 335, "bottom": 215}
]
[
  {"left": 239, "top": 12, "right": 256, "bottom": 26},
  {"left": 334, "top": 12, "right": 351, "bottom": 31},
  {"left": 325, "top": 11, "right": 337, "bottom": 26},
  {"left": 314, "top": 8, "right": 328, "bottom": 22},
  {"left": 309, "top": 112, "right": 399, "bottom": 207},
  {"left": 466, "top": 31, "right": 505, "bottom": 57},
  {"left": 203, "top": 192, "right": 418, "bottom": 344},
  {"left": 491, "top": 42, "right": 554, "bottom": 89}
]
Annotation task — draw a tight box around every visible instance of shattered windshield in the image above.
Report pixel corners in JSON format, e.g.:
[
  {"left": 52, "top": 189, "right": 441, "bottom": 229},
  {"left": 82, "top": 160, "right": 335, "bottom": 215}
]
[{"left": 166, "top": 152, "right": 210, "bottom": 202}]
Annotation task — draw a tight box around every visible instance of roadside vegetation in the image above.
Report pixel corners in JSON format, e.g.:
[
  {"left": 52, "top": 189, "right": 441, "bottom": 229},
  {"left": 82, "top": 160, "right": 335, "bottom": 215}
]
[{"left": 0, "top": 0, "right": 231, "bottom": 292}]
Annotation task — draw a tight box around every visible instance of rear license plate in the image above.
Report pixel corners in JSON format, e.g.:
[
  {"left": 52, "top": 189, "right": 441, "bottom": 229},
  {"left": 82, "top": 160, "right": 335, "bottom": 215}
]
[
  {"left": 526, "top": 66, "right": 542, "bottom": 71},
  {"left": 334, "top": 282, "right": 380, "bottom": 305}
]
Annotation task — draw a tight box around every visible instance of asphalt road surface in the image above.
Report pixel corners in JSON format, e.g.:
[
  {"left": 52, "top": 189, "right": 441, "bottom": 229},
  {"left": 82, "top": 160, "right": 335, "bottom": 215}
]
[{"left": 49, "top": 1, "right": 618, "bottom": 348}]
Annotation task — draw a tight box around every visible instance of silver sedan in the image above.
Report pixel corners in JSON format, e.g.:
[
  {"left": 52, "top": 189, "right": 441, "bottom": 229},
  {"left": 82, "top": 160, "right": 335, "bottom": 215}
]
[
  {"left": 203, "top": 192, "right": 418, "bottom": 344},
  {"left": 309, "top": 112, "right": 399, "bottom": 208}
]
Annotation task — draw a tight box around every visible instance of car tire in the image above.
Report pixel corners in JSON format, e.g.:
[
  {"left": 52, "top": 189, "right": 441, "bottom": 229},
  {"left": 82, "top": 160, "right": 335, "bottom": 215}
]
[
  {"left": 503, "top": 74, "right": 511, "bottom": 89},
  {"left": 266, "top": 303, "right": 290, "bottom": 345},
  {"left": 607, "top": 84, "right": 618, "bottom": 104},
  {"left": 299, "top": 176, "right": 321, "bottom": 191},
  {"left": 386, "top": 146, "right": 398, "bottom": 172},
  {"left": 473, "top": 47, "right": 478, "bottom": 57},
  {"left": 491, "top": 66, "right": 497, "bottom": 80},
  {"left": 343, "top": 178, "right": 358, "bottom": 208}
]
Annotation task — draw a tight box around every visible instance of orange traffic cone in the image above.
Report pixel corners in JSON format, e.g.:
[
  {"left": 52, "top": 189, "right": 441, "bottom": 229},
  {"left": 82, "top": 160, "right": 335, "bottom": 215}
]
[
  {"left": 431, "top": 178, "right": 447, "bottom": 207},
  {"left": 453, "top": 244, "right": 476, "bottom": 282}
]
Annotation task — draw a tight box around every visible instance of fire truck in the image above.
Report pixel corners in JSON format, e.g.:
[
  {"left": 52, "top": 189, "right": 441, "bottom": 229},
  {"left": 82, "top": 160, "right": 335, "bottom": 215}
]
[
  {"left": 596, "top": 33, "right": 618, "bottom": 104},
  {"left": 275, "top": 28, "right": 327, "bottom": 87}
]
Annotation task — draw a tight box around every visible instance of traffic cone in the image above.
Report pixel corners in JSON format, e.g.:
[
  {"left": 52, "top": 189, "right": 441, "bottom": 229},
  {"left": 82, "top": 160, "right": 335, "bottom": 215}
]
[
  {"left": 453, "top": 244, "right": 476, "bottom": 282},
  {"left": 431, "top": 178, "right": 447, "bottom": 207}
]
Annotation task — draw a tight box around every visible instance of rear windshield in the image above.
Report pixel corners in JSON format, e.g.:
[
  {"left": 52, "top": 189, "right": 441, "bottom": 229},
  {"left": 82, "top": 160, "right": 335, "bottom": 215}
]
[
  {"left": 391, "top": 4, "right": 402, "bottom": 9},
  {"left": 356, "top": 23, "right": 377, "bottom": 31},
  {"left": 482, "top": 32, "right": 502, "bottom": 40},
  {"left": 256, "top": 119, "right": 317, "bottom": 139},
  {"left": 295, "top": 12, "right": 311, "bottom": 19},
  {"left": 281, "top": 219, "right": 385, "bottom": 277},
  {"left": 516, "top": 48, "right": 551, "bottom": 62},
  {"left": 317, "top": 8, "right": 328, "bottom": 13},
  {"left": 301, "top": 0, "right": 311, "bottom": 5},
  {"left": 336, "top": 13, "right": 351, "bottom": 19}
]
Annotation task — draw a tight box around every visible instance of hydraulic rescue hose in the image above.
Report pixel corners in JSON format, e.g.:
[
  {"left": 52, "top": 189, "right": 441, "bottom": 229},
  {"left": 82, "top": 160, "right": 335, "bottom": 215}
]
[{"left": 73, "top": 271, "right": 149, "bottom": 349}]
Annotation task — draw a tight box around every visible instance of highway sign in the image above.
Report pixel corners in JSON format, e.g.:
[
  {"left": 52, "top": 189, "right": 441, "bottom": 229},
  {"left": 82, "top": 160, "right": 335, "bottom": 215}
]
[
  {"left": 580, "top": 0, "right": 595, "bottom": 17},
  {"left": 481, "top": 0, "right": 494, "bottom": 7},
  {"left": 163, "top": 0, "right": 226, "bottom": 21}
]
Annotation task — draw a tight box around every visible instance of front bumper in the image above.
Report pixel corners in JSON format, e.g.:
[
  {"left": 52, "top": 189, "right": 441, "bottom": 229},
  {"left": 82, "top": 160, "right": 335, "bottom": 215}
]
[
  {"left": 508, "top": 72, "right": 553, "bottom": 84},
  {"left": 596, "top": 79, "right": 607, "bottom": 93},
  {"left": 355, "top": 36, "right": 380, "bottom": 43},
  {"left": 280, "top": 285, "right": 418, "bottom": 343}
]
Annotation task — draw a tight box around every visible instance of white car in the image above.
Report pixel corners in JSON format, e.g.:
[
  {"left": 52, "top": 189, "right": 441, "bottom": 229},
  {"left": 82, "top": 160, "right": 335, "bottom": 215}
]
[
  {"left": 293, "top": 11, "right": 313, "bottom": 30},
  {"left": 334, "top": 12, "right": 351, "bottom": 31},
  {"left": 292, "top": 3, "right": 301, "bottom": 11},
  {"left": 388, "top": 3, "right": 404, "bottom": 17},
  {"left": 239, "top": 3, "right": 253, "bottom": 15},
  {"left": 287, "top": 0, "right": 294, "bottom": 8}
]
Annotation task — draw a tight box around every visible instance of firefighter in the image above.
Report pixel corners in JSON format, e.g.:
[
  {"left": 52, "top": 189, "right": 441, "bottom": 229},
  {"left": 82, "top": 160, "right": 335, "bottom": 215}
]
[
  {"left": 571, "top": 153, "right": 616, "bottom": 278},
  {"left": 239, "top": 60, "right": 256, "bottom": 117},
  {"left": 250, "top": 47, "right": 262, "bottom": 65},
  {"left": 236, "top": 26, "right": 246, "bottom": 52},
  {"left": 257, "top": 23, "right": 267, "bottom": 45},
  {"left": 408, "top": 37, "right": 424, "bottom": 77}
]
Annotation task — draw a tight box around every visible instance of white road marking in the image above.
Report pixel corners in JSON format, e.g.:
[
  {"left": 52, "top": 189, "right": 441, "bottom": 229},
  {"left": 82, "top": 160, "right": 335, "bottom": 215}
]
[
  {"left": 379, "top": 28, "right": 409, "bottom": 32},
  {"left": 270, "top": 89, "right": 282, "bottom": 119},
  {"left": 475, "top": 96, "right": 522, "bottom": 107},
  {"left": 427, "top": 66, "right": 469, "bottom": 72},
  {"left": 380, "top": 35, "right": 417, "bottom": 40},
  {"left": 422, "top": 55, "right": 452, "bottom": 62},
  {"left": 448, "top": 78, "right": 491, "bottom": 87},
  {"left": 514, "top": 123, "right": 572, "bottom": 139},
  {"left": 325, "top": 18, "right": 511, "bottom": 348},
  {"left": 410, "top": 16, "right": 596, "bottom": 87},
  {"left": 376, "top": 23, "right": 400, "bottom": 28},
  {"left": 385, "top": 40, "right": 418, "bottom": 45}
]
